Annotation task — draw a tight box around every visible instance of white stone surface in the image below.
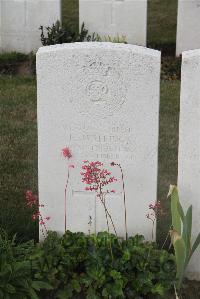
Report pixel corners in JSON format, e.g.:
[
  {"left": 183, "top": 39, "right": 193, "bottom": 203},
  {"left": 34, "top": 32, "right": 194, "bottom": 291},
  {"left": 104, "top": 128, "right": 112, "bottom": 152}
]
[
  {"left": 0, "top": 0, "right": 61, "bottom": 53},
  {"left": 79, "top": 0, "right": 147, "bottom": 46},
  {"left": 37, "top": 42, "right": 160, "bottom": 240},
  {"left": 178, "top": 49, "right": 200, "bottom": 280},
  {"left": 176, "top": 0, "right": 200, "bottom": 56}
]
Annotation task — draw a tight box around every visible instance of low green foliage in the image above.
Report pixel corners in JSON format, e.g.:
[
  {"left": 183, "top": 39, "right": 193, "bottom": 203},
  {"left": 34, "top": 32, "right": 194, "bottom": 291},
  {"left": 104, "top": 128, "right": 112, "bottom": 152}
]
[
  {"left": 168, "top": 186, "right": 200, "bottom": 291},
  {"left": 40, "top": 21, "right": 97, "bottom": 46},
  {"left": 40, "top": 21, "right": 126, "bottom": 47},
  {"left": 0, "top": 229, "right": 176, "bottom": 298},
  {"left": 31, "top": 231, "right": 176, "bottom": 298},
  {"left": 0, "top": 229, "right": 52, "bottom": 299}
]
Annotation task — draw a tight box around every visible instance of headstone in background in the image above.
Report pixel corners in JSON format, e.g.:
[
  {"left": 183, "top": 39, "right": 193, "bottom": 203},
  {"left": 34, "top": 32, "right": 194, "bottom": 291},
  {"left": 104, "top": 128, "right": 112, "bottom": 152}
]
[
  {"left": 178, "top": 49, "right": 200, "bottom": 280},
  {"left": 79, "top": 0, "right": 147, "bottom": 45},
  {"left": 176, "top": 0, "right": 200, "bottom": 56},
  {"left": 0, "top": 0, "right": 61, "bottom": 53},
  {"left": 37, "top": 42, "right": 160, "bottom": 240}
]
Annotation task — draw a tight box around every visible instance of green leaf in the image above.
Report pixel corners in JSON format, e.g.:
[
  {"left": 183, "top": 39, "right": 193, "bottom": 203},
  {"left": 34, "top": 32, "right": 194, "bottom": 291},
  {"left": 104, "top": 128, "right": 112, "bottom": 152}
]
[
  {"left": 5, "top": 284, "right": 15, "bottom": 294},
  {"left": 71, "top": 279, "right": 81, "bottom": 293},
  {"left": 57, "top": 290, "right": 70, "bottom": 299},
  {"left": 32, "top": 281, "right": 53, "bottom": 291},
  {"left": 173, "top": 236, "right": 186, "bottom": 290},
  {"left": 110, "top": 270, "right": 121, "bottom": 280},
  {"left": 182, "top": 205, "right": 192, "bottom": 263},
  {"left": 169, "top": 185, "right": 182, "bottom": 235},
  {"left": 177, "top": 200, "right": 185, "bottom": 222},
  {"left": 29, "top": 288, "right": 39, "bottom": 299},
  {"left": 190, "top": 233, "right": 200, "bottom": 260},
  {"left": 86, "top": 287, "right": 100, "bottom": 299},
  {"left": 151, "top": 283, "right": 165, "bottom": 296}
]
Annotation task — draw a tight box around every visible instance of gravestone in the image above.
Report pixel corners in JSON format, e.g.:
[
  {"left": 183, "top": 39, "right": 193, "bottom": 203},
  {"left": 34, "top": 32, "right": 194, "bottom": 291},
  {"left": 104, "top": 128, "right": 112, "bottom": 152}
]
[
  {"left": 178, "top": 49, "right": 200, "bottom": 280},
  {"left": 79, "top": 0, "right": 147, "bottom": 45},
  {"left": 0, "top": 0, "right": 61, "bottom": 53},
  {"left": 37, "top": 42, "right": 160, "bottom": 239},
  {"left": 176, "top": 0, "right": 200, "bottom": 56}
]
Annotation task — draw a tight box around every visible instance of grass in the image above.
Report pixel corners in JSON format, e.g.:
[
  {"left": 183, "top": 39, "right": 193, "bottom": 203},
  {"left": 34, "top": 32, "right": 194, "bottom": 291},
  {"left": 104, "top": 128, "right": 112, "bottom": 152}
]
[
  {"left": 0, "top": 76, "right": 38, "bottom": 241},
  {"left": 0, "top": 75, "right": 180, "bottom": 243},
  {"left": 0, "top": 52, "right": 29, "bottom": 64},
  {"left": 62, "top": 0, "right": 79, "bottom": 33},
  {"left": 157, "top": 80, "right": 180, "bottom": 245},
  {"left": 147, "top": 0, "right": 178, "bottom": 52}
]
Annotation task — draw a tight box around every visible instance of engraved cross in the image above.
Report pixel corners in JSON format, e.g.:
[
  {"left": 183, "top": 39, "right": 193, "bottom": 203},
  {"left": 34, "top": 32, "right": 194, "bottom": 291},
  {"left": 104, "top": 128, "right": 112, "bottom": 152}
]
[
  {"left": 72, "top": 189, "right": 122, "bottom": 233},
  {"left": 72, "top": 190, "right": 96, "bottom": 233}
]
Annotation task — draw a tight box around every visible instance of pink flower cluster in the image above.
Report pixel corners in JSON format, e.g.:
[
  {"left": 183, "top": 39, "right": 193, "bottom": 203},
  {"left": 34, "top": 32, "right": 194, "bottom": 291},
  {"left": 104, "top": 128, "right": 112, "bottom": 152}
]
[
  {"left": 26, "top": 190, "right": 50, "bottom": 227},
  {"left": 146, "top": 201, "right": 163, "bottom": 240},
  {"left": 62, "top": 147, "right": 72, "bottom": 159},
  {"left": 26, "top": 190, "right": 38, "bottom": 207},
  {"left": 146, "top": 200, "right": 162, "bottom": 222},
  {"left": 149, "top": 201, "right": 161, "bottom": 212},
  {"left": 81, "top": 161, "right": 117, "bottom": 193}
]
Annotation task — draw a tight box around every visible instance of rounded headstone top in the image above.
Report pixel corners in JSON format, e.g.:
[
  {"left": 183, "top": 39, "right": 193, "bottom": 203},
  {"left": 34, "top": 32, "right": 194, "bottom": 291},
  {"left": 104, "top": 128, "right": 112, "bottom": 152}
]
[
  {"left": 37, "top": 42, "right": 160, "bottom": 59},
  {"left": 182, "top": 48, "right": 200, "bottom": 59}
]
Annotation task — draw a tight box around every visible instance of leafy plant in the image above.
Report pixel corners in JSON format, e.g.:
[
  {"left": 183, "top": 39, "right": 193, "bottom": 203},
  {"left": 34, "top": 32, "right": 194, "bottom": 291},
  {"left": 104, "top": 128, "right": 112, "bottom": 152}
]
[
  {"left": 40, "top": 21, "right": 97, "bottom": 46},
  {"left": 0, "top": 228, "right": 176, "bottom": 298},
  {"left": 40, "top": 21, "right": 127, "bottom": 47},
  {"left": 168, "top": 185, "right": 200, "bottom": 291},
  {"left": 0, "top": 229, "right": 52, "bottom": 299},
  {"left": 30, "top": 231, "right": 176, "bottom": 298}
]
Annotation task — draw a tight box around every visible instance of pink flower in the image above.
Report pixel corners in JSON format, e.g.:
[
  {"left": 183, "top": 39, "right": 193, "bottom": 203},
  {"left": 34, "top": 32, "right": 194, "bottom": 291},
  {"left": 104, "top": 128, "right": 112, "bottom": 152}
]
[
  {"left": 26, "top": 190, "right": 38, "bottom": 207},
  {"left": 62, "top": 147, "right": 72, "bottom": 159},
  {"left": 26, "top": 190, "right": 50, "bottom": 231},
  {"left": 149, "top": 201, "right": 161, "bottom": 212},
  {"left": 81, "top": 161, "right": 117, "bottom": 195},
  {"left": 110, "top": 190, "right": 116, "bottom": 193},
  {"left": 147, "top": 201, "right": 163, "bottom": 221},
  {"left": 32, "top": 214, "right": 36, "bottom": 220}
]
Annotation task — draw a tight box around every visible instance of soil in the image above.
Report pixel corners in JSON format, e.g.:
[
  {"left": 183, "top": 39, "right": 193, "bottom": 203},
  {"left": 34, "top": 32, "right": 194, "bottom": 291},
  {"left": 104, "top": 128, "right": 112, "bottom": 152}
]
[{"left": 0, "top": 61, "right": 35, "bottom": 75}]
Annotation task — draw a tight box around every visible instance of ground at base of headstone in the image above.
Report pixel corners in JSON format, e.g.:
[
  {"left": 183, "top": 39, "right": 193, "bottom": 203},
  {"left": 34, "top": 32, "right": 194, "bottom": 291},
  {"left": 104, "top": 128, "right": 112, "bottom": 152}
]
[{"left": 0, "top": 52, "right": 36, "bottom": 75}]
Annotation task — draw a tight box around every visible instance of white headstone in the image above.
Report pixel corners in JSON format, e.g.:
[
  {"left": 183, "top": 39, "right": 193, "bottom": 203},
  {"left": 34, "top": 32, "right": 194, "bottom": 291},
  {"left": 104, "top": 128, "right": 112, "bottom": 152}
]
[
  {"left": 37, "top": 42, "right": 160, "bottom": 240},
  {"left": 176, "top": 0, "right": 200, "bottom": 56},
  {"left": 0, "top": 0, "right": 61, "bottom": 53},
  {"left": 178, "top": 49, "right": 200, "bottom": 281},
  {"left": 79, "top": 0, "right": 147, "bottom": 46}
]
